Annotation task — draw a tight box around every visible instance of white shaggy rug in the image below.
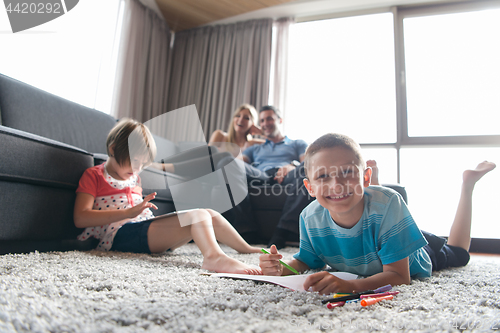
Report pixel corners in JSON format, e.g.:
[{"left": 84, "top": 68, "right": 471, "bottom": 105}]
[{"left": 1, "top": 244, "right": 500, "bottom": 332}]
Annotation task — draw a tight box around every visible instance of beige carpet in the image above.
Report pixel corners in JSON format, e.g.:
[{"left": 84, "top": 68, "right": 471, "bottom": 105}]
[{"left": 1, "top": 244, "right": 499, "bottom": 332}]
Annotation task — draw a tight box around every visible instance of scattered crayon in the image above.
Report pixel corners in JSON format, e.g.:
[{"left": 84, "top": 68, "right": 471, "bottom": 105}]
[
  {"left": 359, "top": 291, "right": 400, "bottom": 299},
  {"left": 360, "top": 295, "right": 393, "bottom": 307},
  {"left": 326, "top": 301, "right": 345, "bottom": 309},
  {"left": 322, "top": 285, "right": 392, "bottom": 304},
  {"left": 345, "top": 298, "right": 360, "bottom": 304}
]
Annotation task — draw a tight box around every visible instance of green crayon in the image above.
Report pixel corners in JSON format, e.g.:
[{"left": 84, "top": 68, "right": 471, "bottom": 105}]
[{"left": 261, "top": 248, "right": 299, "bottom": 275}]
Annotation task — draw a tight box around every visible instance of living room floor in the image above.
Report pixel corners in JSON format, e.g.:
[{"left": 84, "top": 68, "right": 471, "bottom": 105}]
[{"left": 470, "top": 252, "right": 500, "bottom": 262}]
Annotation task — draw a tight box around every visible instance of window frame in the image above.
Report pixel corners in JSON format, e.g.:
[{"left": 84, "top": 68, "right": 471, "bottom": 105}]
[
  {"left": 395, "top": 0, "right": 500, "bottom": 152},
  {"left": 295, "top": 0, "right": 500, "bottom": 183},
  {"left": 290, "top": 0, "right": 500, "bottom": 252}
]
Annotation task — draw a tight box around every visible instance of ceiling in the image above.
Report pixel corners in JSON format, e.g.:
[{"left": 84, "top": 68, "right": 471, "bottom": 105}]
[
  {"left": 154, "top": 0, "right": 297, "bottom": 32},
  {"left": 150, "top": 0, "right": 453, "bottom": 32}
]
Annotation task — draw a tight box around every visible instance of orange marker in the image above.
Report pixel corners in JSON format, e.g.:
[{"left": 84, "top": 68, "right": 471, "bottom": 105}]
[{"left": 360, "top": 295, "right": 393, "bottom": 307}]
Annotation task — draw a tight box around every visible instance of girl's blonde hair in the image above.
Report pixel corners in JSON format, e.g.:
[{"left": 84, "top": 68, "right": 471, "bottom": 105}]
[
  {"left": 226, "top": 104, "right": 258, "bottom": 144},
  {"left": 106, "top": 118, "right": 157, "bottom": 166}
]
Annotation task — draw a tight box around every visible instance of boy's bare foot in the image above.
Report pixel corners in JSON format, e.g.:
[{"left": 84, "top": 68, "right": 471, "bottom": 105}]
[
  {"left": 202, "top": 254, "right": 262, "bottom": 275},
  {"left": 366, "top": 160, "right": 380, "bottom": 185},
  {"left": 463, "top": 161, "right": 496, "bottom": 186}
]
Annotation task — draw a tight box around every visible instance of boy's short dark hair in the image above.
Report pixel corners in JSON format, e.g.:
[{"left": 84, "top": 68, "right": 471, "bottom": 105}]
[
  {"left": 106, "top": 118, "right": 157, "bottom": 166},
  {"left": 259, "top": 105, "right": 282, "bottom": 119},
  {"left": 304, "top": 133, "right": 365, "bottom": 178}
]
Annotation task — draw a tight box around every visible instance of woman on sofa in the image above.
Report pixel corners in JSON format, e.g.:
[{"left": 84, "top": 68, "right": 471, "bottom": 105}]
[
  {"left": 158, "top": 103, "right": 265, "bottom": 175},
  {"left": 208, "top": 103, "right": 265, "bottom": 155}
]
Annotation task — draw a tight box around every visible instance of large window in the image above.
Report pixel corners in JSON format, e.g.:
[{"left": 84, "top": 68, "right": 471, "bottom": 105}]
[
  {"left": 0, "top": 0, "right": 123, "bottom": 114},
  {"left": 285, "top": 12, "right": 397, "bottom": 145},
  {"left": 404, "top": 8, "right": 500, "bottom": 137},
  {"left": 285, "top": 1, "right": 500, "bottom": 241},
  {"left": 400, "top": 147, "right": 500, "bottom": 238}
]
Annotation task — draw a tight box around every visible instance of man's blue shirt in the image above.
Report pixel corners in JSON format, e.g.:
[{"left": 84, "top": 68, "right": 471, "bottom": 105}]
[{"left": 242, "top": 136, "right": 308, "bottom": 172}]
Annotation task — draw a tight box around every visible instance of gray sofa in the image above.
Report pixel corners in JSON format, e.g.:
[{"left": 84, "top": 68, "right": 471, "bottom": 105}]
[
  {"left": 0, "top": 74, "right": 182, "bottom": 254},
  {"left": 0, "top": 74, "right": 294, "bottom": 254},
  {"left": 0, "top": 73, "right": 408, "bottom": 254}
]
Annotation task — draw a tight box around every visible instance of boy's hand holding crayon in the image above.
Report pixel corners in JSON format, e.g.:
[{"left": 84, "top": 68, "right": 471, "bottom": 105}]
[
  {"left": 259, "top": 244, "right": 355, "bottom": 294},
  {"left": 259, "top": 245, "right": 284, "bottom": 276}
]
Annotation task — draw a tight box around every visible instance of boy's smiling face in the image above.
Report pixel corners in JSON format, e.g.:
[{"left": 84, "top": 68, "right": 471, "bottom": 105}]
[{"left": 304, "top": 146, "right": 372, "bottom": 228}]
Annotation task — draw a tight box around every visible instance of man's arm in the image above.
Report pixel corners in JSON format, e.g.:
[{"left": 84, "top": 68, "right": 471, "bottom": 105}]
[
  {"left": 242, "top": 144, "right": 254, "bottom": 164},
  {"left": 297, "top": 139, "right": 308, "bottom": 163},
  {"left": 273, "top": 164, "right": 296, "bottom": 184},
  {"left": 274, "top": 139, "right": 307, "bottom": 183}
]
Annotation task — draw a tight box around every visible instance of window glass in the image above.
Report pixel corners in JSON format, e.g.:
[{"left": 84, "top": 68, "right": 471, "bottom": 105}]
[
  {"left": 400, "top": 147, "right": 499, "bottom": 239},
  {"left": 285, "top": 13, "right": 396, "bottom": 144},
  {"left": 361, "top": 147, "right": 398, "bottom": 185},
  {"left": 0, "top": 0, "right": 123, "bottom": 113},
  {"left": 404, "top": 9, "right": 500, "bottom": 137}
]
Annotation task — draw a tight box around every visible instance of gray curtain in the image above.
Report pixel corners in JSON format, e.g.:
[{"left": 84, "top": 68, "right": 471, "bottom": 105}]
[
  {"left": 167, "top": 19, "right": 273, "bottom": 141},
  {"left": 112, "top": 0, "right": 172, "bottom": 123}
]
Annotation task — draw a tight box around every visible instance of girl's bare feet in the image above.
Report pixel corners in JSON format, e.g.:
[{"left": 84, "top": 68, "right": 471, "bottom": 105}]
[
  {"left": 463, "top": 161, "right": 496, "bottom": 188},
  {"left": 237, "top": 246, "right": 263, "bottom": 254},
  {"left": 366, "top": 160, "right": 380, "bottom": 185},
  {"left": 202, "top": 254, "right": 262, "bottom": 275}
]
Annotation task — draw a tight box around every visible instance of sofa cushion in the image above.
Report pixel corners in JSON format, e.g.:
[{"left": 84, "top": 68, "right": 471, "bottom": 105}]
[
  {"left": 0, "top": 73, "right": 117, "bottom": 154},
  {"left": 249, "top": 184, "right": 289, "bottom": 211},
  {"left": 0, "top": 126, "right": 93, "bottom": 187},
  {"left": 0, "top": 125, "right": 94, "bottom": 242},
  {"left": 140, "top": 167, "right": 181, "bottom": 214},
  {"left": 0, "top": 181, "right": 83, "bottom": 241}
]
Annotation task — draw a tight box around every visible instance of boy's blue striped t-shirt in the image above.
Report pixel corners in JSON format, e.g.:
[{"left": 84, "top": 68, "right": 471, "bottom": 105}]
[{"left": 293, "top": 186, "right": 432, "bottom": 278}]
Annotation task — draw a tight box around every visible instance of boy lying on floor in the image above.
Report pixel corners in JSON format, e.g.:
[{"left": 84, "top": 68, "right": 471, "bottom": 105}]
[{"left": 259, "top": 133, "right": 496, "bottom": 294}]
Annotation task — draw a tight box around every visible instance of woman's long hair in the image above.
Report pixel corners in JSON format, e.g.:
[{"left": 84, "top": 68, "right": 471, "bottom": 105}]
[{"left": 226, "top": 103, "right": 258, "bottom": 145}]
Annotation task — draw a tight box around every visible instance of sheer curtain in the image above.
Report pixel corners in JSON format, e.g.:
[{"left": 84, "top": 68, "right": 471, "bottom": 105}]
[
  {"left": 269, "top": 17, "right": 294, "bottom": 118},
  {"left": 112, "top": 0, "right": 172, "bottom": 123},
  {"left": 167, "top": 19, "right": 273, "bottom": 141}
]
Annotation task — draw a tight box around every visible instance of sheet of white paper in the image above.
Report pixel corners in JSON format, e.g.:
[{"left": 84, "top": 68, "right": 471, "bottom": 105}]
[
  {"left": 147, "top": 209, "right": 199, "bottom": 221},
  {"left": 211, "top": 272, "right": 358, "bottom": 291}
]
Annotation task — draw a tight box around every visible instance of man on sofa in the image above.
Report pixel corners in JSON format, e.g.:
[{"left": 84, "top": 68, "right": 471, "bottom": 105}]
[
  {"left": 221, "top": 105, "right": 311, "bottom": 247},
  {"left": 242, "top": 105, "right": 308, "bottom": 186},
  {"left": 244, "top": 106, "right": 310, "bottom": 248}
]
